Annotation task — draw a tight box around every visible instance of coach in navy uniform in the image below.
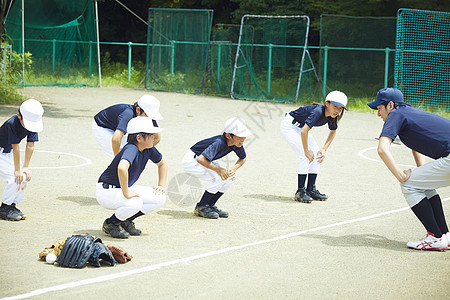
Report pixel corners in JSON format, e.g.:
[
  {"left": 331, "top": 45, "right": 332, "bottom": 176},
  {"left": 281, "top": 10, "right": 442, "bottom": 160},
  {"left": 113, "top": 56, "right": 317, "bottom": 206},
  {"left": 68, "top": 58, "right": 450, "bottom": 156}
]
[{"left": 368, "top": 87, "right": 450, "bottom": 251}]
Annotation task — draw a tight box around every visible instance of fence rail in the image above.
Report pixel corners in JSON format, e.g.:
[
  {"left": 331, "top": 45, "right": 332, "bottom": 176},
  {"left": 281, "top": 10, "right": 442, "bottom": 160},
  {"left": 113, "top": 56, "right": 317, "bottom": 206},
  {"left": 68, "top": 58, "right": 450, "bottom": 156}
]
[{"left": 11, "top": 39, "right": 447, "bottom": 97}]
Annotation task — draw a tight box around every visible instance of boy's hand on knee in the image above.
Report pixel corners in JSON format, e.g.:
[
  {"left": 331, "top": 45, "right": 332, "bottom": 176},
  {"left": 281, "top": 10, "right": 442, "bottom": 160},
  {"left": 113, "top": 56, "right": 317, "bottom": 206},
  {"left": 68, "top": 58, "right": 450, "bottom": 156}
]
[{"left": 217, "top": 168, "right": 229, "bottom": 180}]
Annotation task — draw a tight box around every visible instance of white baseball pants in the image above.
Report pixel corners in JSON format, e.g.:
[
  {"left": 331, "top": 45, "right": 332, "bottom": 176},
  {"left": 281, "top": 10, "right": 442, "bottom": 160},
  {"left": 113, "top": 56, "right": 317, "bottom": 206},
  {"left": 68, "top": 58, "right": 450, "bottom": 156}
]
[
  {"left": 0, "top": 152, "right": 28, "bottom": 205},
  {"left": 92, "top": 120, "right": 127, "bottom": 158},
  {"left": 182, "top": 149, "right": 233, "bottom": 194},
  {"left": 401, "top": 155, "right": 450, "bottom": 207},
  {"left": 280, "top": 114, "right": 320, "bottom": 174},
  {"left": 95, "top": 183, "right": 166, "bottom": 220}
]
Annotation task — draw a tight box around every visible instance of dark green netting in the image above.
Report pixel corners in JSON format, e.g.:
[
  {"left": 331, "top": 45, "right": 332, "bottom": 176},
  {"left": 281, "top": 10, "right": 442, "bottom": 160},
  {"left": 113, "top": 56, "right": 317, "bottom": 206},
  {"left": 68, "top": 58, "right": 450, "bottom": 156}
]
[
  {"left": 145, "top": 8, "right": 213, "bottom": 93},
  {"left": 231, "top": 16, "right": 316, "bottom": 102},
  {"left": 5, "top": 0, "right": 99, "bottom": 87},
  {"left": 395, "top": 9, "right": 450, "bottom": 113},
  {"left": 320, "top": 14, "right": 396, "bottom": 98}
]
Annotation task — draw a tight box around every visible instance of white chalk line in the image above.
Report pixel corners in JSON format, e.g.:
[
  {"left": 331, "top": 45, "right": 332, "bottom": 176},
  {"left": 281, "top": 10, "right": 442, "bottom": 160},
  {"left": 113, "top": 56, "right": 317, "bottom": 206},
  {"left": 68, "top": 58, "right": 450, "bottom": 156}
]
[
  {"left": 357, "top": 145, "right": 416, "bottom": 168},
  {"left": 4, "top": 196, "right": 449, "bottom": 300},
  {"left": 21, "top": 150, "right": 92, "bottom": 169}
]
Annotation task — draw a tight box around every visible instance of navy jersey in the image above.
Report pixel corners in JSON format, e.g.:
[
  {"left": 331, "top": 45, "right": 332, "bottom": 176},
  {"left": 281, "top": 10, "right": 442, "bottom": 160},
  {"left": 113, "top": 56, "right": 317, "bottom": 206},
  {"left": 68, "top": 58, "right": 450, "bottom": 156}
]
[
  {"left": 289, "top": 105, "right": 337, "bottom": 130},
  {"left": 190, "top": 134, "right": 246, "bottom": 162},
  {"left": 0, "top": 115, "right": 39, "bottom": 152},
  {"left": 94, "top": 104, "right": 158, "bottom": 133},
  {"left": 380, "top": 105, "right": 450, "bottom": 159},
  {"left": 98, "top": 143, "right": 162, "bottom": 187}
]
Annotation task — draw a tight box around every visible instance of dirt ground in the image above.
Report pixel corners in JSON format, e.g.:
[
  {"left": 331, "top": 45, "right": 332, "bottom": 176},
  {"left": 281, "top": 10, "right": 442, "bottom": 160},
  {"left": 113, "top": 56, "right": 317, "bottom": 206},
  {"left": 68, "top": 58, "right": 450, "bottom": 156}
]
[{"left": 0, "top": 87, "right": 449, "bottom": 299}]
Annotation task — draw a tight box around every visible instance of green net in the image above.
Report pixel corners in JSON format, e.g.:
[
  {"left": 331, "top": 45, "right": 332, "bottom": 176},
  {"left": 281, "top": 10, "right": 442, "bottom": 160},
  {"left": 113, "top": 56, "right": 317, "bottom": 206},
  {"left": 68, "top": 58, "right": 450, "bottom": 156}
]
[
  {"left": 204, "top": 24, "right": 240, "bottom": 96},
  {"left": 231, "top": 15, "right": 316, "bottom": 102},
  {"left": 395, "top": 9, "right": 450, "bottom": 113},
  {"left": 145, "top": 8, "right": 213, "bottom": 93},
  {"left": 4, "top": 0, "right": 99, "bottom": 87},
  {"left": 320, "top": 14, "right": 396, "bottom": 98}
]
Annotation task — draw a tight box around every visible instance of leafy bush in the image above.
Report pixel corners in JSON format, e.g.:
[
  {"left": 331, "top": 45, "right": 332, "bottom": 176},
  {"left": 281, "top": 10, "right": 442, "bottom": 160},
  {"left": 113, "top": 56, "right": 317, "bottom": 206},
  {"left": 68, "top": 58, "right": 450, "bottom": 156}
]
[{"left": 0, "top": 40, "right": 32, "bottom": 104}]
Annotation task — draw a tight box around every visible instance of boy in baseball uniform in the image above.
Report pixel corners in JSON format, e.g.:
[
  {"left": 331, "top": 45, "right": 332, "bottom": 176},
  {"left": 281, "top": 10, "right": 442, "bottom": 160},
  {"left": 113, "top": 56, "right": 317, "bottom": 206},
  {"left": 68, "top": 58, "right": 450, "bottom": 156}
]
[
  {"left": 368, "top": 87, "right": 450, "bottom": 251},
  {"left": 92, "top": 94, "right": 163, "bottom": 157},
  {"left": 182, "top": 117, "right": 252, "bottom": 219},
  {"left": 0, "top": 99, "right": 44, "bottom": 221},
  {"left": 96, "top": 117, "right": 167, "bottom": 238}
]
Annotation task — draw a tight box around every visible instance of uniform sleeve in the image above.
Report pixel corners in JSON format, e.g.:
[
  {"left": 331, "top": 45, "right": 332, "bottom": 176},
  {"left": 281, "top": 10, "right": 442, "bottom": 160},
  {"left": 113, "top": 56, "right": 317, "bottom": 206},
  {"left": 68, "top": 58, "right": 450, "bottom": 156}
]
[
  {"left": 116, "top": 110, "right": 135, "bottom": 133},
  {"left": 328, "top": 121, "right": 338, "bottom": 130},
  {"left": 26, "top": 132, "right": 39, "bottom": 143},
  {"left": 380, "top": 110, "right": 405, "bottom": 140},
  {"left": 148, "top": 147, "right": 162, "bottom": 164},
  {"left": 234, "top": 146, "right": 246, "bottom": 159},
  {"left": 121, "top": 145, "right": 139, "bottom": 165}
]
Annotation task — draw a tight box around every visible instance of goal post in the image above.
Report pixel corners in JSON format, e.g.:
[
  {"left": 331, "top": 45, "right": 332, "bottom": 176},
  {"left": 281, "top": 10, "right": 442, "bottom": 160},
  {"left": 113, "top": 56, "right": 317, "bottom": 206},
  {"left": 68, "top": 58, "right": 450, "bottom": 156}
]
[{"left": 231, "top": 14, "right": 317, "bottom": 102}]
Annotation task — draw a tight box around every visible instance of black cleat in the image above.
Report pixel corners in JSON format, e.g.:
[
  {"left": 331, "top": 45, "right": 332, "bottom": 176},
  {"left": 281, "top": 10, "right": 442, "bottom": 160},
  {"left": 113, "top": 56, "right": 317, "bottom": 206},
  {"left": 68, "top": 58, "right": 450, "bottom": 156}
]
[
  {"left": 306, "top": 185, "right": 328, "bottom": 201},
  {"left": 102, "top": 220, "right": 130, "bottom": 239},
  {"left": 294, "top": 188, "right": 313, "bottom": 203},
  {"left": 0, "top": 205, "right": 22, "bottom": 221},
  {"left": 121, "top": 220, "right": 142, "bottom": 236},
  {"left": 194, "top": 204, "right": 219, "bottom": 219},
  {"left": 210, "top": 205, "right": 229, "bottom": 218},
  {"left": 11, "top": 203, "right": 26, "bottom": 219}
]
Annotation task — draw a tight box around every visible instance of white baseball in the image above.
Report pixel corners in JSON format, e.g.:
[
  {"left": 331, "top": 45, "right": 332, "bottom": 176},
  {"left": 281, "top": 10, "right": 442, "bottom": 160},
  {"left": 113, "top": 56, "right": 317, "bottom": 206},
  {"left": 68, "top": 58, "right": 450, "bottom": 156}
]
[{"left": 45, "top": 253, "right": 57, "bottom": 264}]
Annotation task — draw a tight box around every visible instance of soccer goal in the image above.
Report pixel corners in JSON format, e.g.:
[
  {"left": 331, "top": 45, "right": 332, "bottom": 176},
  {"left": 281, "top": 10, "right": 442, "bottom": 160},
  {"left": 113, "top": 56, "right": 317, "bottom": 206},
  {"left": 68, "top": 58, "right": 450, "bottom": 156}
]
[{"left": 231, "top": 15, "right": 318, "bottom": 102}]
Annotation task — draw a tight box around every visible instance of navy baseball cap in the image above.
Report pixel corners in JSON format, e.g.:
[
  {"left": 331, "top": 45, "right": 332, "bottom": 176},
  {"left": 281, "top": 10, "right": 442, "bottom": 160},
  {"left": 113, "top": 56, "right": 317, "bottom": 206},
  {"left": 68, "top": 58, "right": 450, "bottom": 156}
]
[{"left": 367, "top": 88, "right": 404, "bottom": 109}]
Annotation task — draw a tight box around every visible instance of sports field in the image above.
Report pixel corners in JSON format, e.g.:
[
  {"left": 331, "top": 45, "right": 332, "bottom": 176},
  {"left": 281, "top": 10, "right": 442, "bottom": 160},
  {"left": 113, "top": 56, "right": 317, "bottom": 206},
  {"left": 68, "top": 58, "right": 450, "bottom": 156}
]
[{"left": 0, "top": 87, "right": 449, "bottom": 299}]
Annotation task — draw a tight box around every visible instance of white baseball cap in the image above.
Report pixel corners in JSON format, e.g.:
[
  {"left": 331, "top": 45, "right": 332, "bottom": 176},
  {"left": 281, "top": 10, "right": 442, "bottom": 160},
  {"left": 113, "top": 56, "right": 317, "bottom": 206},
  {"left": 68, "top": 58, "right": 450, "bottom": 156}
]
[
  {"left": 325, "top": 90, "right": 348, "bottom": 111},
  {"left": 137, "top": 95, "right": 163, "bottom": 120},
  {"left": 19, "top": 99, "right": 44, "bottom": 132},
  {"left": 127, "top": 116, "right": 163, "bottom": 134},
  {"left": 224, "top": 117, "right": 252, "bottom": 138}
]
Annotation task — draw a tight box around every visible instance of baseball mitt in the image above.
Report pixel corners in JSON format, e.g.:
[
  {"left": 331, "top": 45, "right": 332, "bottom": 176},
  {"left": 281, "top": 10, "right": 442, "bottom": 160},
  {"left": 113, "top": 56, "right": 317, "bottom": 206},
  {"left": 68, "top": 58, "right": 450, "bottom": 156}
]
[
  {"left": 39, "top": 238, "right": 67, "bottom": 261},
  {"left": 106, "top": 244, "right": 132, "bottom": 264},
  {"left": 57, "top": 234, "right": 98, "bottom": 268}
]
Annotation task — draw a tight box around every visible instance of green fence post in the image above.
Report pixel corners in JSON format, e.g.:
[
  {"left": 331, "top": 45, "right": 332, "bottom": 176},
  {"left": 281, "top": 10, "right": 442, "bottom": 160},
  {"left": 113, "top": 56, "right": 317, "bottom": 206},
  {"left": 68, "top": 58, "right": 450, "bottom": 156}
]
[
  {"left": 268, "top": 44, "right": 273, "bottom": 94},
  {"left": 88, "top": 41, "right": 92, "bottom": 78},
  {"left": 322, "top": 46, "right": 328, "bottom": 96},
  {"left": 128, "top": 42, "right": 132, "bottom": 82},
  {"left": 217, "top": 43, "right": 221, "bottom": 83},
  {"left": 384, "top": 48, "right": 389, "bottom": 88},
  {"left": 52, "top": 39, "right": 56, "bottom": 73},
  {"left": 171, "top": 40, "right": 175, "bottom": 75}
]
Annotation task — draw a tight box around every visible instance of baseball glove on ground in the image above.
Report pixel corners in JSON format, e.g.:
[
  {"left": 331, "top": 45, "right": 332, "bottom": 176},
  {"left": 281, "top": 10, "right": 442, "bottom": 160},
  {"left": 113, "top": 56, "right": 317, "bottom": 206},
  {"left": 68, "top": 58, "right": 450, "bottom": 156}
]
[
  {"left": 106, "top": 244, "right": 132, "bottom": 264},
  {"left": 57, "top": 234, "right": 99, "bottom": 268},
  {"left": 39, "top": 238, "right": 67, "bottom": 261}
]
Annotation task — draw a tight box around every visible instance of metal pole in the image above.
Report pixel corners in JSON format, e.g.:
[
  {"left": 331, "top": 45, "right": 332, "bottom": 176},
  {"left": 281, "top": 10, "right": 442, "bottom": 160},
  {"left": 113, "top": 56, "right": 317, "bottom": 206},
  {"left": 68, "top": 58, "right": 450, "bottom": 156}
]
[
  {"left": 89, "top": 41, "right": 92, "bottom": 77},
  {"left": 267, "top": 44, "right": 272, "bottom": 95},
  {"left": 230, "top": 15, "right": 247, "bottom": 99},
  {"left": 95, "top": 0, "right": 102, "bottom": 87},
  {"left": 21, "top": 0, "right": 24, "bottom": 86},
  {"left": 217, "top": 43, "right": 221, "bottom": 83},
  {"left": 128, "top": 42, "right": 132, "bottom": 81},
  {"left": 52, "top": 39, "right": 56, "bottom": 72},
  {"left": 322, "top": 46, "right": 328, "bottom": 97},
  {"left": 384, "top": 48, "right": 389, "bottom": 88},
  {"left": 170, "top": 40, "right": 175, "bottom": 75}
]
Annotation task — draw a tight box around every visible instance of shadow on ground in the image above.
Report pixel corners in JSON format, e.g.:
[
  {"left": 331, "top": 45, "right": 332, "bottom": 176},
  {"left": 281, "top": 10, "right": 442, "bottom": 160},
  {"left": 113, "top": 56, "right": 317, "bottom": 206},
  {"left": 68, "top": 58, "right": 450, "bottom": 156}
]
[
  {"left": 157, "top": 209, "right": 198, "bottom": 219},
  {"left": 302, "top": 233, "right": 410, "bottom": 252},
  {"left": 57, "top": 196, "right": 97, "bottom": 206},
  {"left": 244, "top": 194, "right": 293, "bottom": 203}
]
